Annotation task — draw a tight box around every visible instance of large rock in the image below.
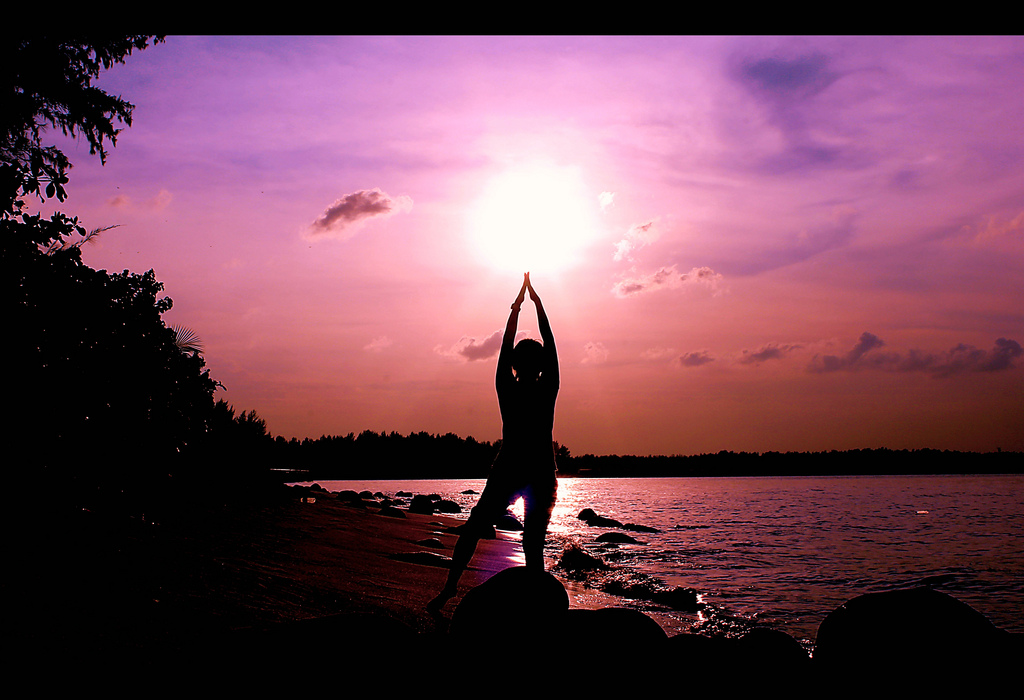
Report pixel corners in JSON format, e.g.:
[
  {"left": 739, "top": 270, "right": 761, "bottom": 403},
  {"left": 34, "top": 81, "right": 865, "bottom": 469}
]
[
  {"left": 449, "top": 567, "right": 569, "bottom": 647},
  {"left": 651, "top": 585, "right": 700, "bottom": 611},
  {"left": 555, "top": 542, "right": 609, "bottom": 572},
  {"left": 407, "top": 494, "right": 436, "bottom": 514},
  {"left": 433, "top": 499, "right": 462, "bottom": 513},
  {"left": 661, "top": 631, "right": 807, "bottom": 683},
  {"left": 596, "top": 532, "right": 642, "bottom": 544},
  {"left": 577, "top": 508, "right": 624, "bottom": 528},
  {"left": 734, "top": 627, "right": 809, "bottom": 670},
  {"left": 561, "top": 607, "right": 668, "bottom": 651},
  {"left": 494, "top": 511, "right": 524, "bottom": 531},
  {"left": 666, "top": 632, "right": 734, "bottom": 662},
  {"left": 814, "top": 587, "right": 1012, "bottom": 678},
  {"left": 622, "top": 523, "right": 659, "bottom": 533}
]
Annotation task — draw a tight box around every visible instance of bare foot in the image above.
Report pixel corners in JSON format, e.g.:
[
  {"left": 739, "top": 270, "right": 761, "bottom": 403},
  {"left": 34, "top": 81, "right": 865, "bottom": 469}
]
[{"left": 427, "top": 587, "right": 455, "bottom": 613}]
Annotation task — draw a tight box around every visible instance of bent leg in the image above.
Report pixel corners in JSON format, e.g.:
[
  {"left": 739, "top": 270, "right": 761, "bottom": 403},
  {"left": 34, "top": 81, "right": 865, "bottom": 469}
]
[
  {"left": 428, "top": 477, "right": 515, "bottom": 611},
  {"left": 428, "top": 525, "right": 484, "bottom": 611}
]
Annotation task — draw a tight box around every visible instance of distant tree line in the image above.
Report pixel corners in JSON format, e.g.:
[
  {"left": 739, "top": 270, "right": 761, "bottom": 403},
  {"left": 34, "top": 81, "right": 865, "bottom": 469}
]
[
  {"left": 560, "top": 448, "right": 1022, "bottom": 478},
  {"left": 265, "top": 431, "right": 499, "bottom": 480},
  {"left": 261, "top": 435, "right": 1019, "bottom": 480}
]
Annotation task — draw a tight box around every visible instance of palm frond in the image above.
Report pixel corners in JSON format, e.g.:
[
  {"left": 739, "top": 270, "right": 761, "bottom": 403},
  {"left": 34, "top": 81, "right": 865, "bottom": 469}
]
[
  {"left": 43, "top": 224, "right": 120, "bottom": 255},
  {"left": 77, "top": 224, "right": 119, "bottom": 247},
  {"left": 171, "top": 325, "right": 203, "bottom": 354}
]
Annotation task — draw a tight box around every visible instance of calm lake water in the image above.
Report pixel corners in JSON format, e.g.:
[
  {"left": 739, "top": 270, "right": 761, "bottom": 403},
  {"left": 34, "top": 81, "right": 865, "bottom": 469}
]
[{"left": 302, "top": 475, "right": 1024, "bottom": 645}]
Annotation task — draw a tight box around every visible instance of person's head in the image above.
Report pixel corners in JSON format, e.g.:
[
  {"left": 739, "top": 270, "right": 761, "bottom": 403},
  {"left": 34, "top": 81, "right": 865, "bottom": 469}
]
[{"left": 512, "top": 338, "right": 544, "bottom": 381}]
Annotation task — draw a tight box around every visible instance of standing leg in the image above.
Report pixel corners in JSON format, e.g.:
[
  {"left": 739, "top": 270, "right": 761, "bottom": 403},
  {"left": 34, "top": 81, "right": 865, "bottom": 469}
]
[{"left": 522, "top": 475, "right": 557, "bottom": 571}]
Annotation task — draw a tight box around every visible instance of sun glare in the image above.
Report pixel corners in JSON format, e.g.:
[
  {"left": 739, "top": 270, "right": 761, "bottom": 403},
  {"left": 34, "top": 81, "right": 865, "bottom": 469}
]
[{"left": 466, "top": 164, "right": 600, "bottom": 276}]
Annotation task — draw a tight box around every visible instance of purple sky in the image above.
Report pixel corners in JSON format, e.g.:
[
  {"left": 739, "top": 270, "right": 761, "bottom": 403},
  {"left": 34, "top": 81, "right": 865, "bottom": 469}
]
[{"left": 43, "top": 36, "right": 1024, "bottom": 455}]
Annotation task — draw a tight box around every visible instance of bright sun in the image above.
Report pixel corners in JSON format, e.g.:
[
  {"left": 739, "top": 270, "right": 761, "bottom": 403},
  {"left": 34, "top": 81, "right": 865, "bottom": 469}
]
[{"left": 466, "top": 163, "right": 600, "bottom": 276}]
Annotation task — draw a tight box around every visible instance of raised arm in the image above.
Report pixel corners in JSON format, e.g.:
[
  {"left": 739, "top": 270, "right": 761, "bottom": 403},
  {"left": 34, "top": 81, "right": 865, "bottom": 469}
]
[
  {"left": 526, "top": 273, "right": 559, "bottom": 389},
  {"left": 497, "top": 275, "right": 528, "bottom": 385}
]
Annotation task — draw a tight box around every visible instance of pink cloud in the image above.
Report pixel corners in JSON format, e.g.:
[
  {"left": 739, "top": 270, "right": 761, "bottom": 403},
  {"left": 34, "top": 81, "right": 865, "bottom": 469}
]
[
  {"left": 809, "top": 334, "right": 1022, "bottom": 377},
  {"left": 307, "top": 188, "right": 413, "bottom": 240},
  {"left": 679, "top": 350, "right": 714, "bottom": 367},
  {"left": 436, "top": 330, "right": 503, "bottom": 362},
  {"left": 738, "top": 342, "right": 804, "bottom": 364},
  {"left": 147, "top": 189, "right": 172, "bottom": 210}
]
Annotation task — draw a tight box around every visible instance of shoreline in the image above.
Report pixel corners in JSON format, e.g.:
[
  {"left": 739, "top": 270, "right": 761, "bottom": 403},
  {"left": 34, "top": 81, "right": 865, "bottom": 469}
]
[{"left": 24, "top": 481, "right": 1020, "bottom": 684}]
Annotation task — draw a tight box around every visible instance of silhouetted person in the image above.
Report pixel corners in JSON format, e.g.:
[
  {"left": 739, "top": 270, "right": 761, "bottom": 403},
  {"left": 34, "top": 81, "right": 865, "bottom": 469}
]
[{"left": 428, "top": 272, "right": 559, "bottom": 612}]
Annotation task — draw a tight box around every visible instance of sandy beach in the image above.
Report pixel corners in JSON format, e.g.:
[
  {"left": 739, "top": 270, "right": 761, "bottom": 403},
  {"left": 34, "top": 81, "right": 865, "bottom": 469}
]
[{"left": 25, "top": 484, "right": 619, "bottom": 671}]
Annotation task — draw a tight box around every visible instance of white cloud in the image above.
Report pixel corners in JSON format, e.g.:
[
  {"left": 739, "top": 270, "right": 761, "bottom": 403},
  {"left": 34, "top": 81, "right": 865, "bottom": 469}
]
[
  {"left": 641, "top": 346, "right": 677, "bottom": 361},
  {"left": 612, "top": 265, "right": 723, "bottom": 297},
  {"left": 613, "top": 220, "right": 658, "bottom": 262},
  {"left": 364, "top": 336, "right": 393, "bottom": 353},
  {"left": 581, "top": 341, "right": 609, "bottom": 364}
]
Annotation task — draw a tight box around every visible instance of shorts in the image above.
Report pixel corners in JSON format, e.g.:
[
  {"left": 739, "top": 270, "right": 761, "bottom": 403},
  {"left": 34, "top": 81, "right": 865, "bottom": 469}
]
[{"left": 465, "top": 464, "right": 558, "bottom": 536}]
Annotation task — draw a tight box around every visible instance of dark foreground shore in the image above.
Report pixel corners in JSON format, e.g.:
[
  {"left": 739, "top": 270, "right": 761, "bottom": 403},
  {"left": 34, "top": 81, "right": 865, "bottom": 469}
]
[{"left": 22, "top": 482, "right": 1020, "bottom": 689}]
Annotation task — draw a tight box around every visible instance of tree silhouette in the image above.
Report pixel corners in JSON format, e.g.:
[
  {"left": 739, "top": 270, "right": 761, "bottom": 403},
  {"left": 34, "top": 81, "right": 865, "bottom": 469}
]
[
  {"left": 2, "top": 37, "right": 161, "bottom": 216},
  {"left": 2, "top": 36, "right": 225, "bottom": 485}
]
